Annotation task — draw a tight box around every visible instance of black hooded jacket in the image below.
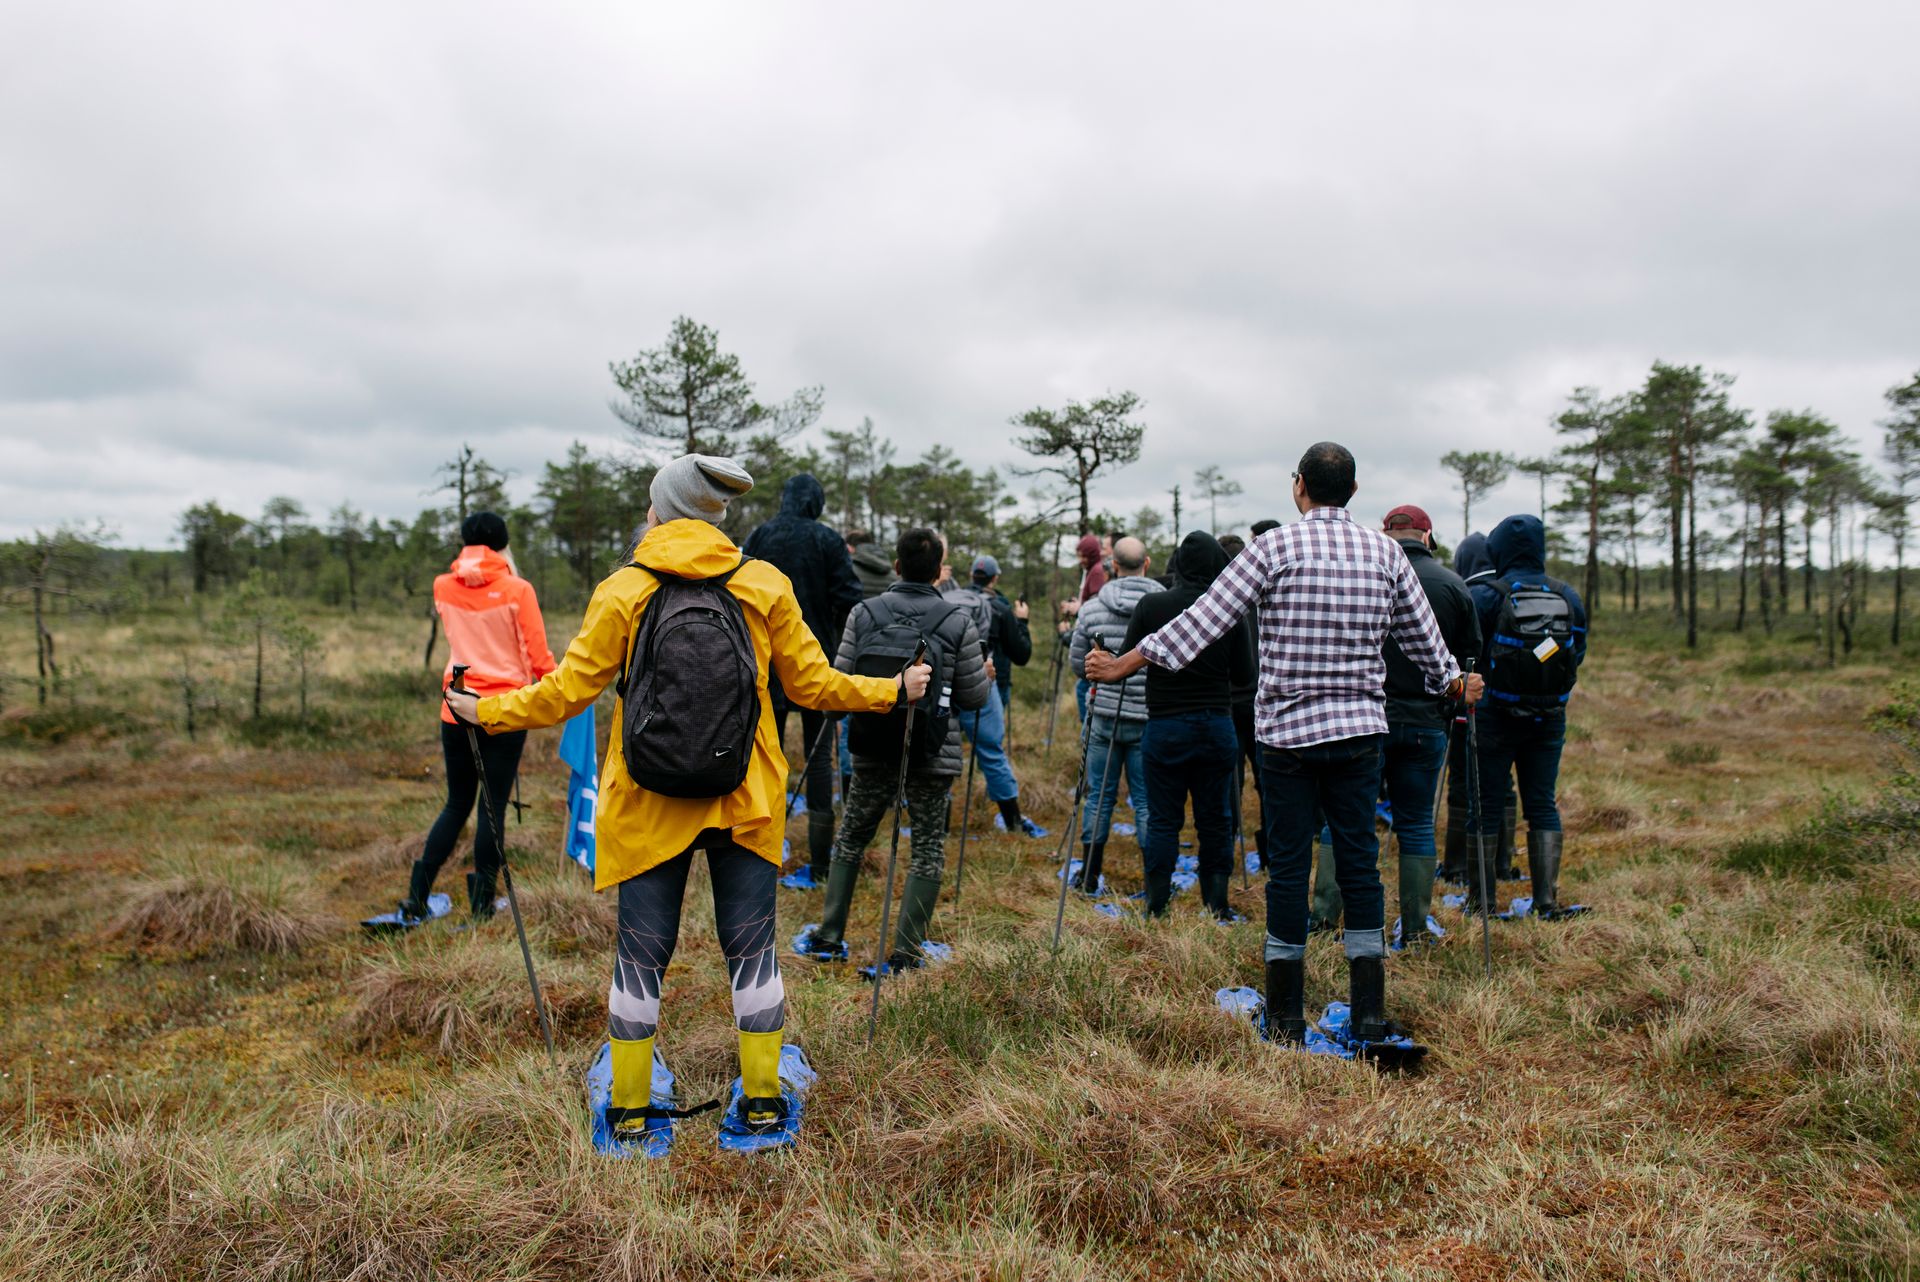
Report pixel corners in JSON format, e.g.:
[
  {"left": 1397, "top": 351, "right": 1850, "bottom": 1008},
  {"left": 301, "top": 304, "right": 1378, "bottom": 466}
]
[
  {"left": 1123, "top": 531, "right": 1256, "bottom": 718},
  {"left": 1384, "top": 538, "right": 1481, "bottom": 729},
  {"left": 742, "top": 474, "right": 864, "bottom": 653}
]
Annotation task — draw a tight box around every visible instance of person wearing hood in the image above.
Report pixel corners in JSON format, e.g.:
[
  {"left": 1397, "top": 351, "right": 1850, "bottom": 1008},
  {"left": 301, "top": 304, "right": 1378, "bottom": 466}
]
[
  {"left": 1116, "top": 531, "right": 1256, "bottom": 920},
  {"left": 1467, "top": 514, "right": 1588, "bottom": 920},
  {"left": 1441, "top": 530, "right": 1516, "bottom": 882},
  {"left": 743, "top": 475, "right": 866, "bottom": 890},
  {"left": 446, "top": 456, "right": 930, "bottom": 1156},
  {"left": 845, "top": 529, "right": 894, "bottom": 599},
  {"left": 1067, "top": 537, "right": 1158, "bottom": 892},
  {"left": 1058, "top": 533, "right": 1110, "bottom": 723},
  {"left": 383, "top": 512, "right": 557, "bottom": 926},
  {"left": 1087, "top": 444, "right": 1479, "bottom": 1053}
]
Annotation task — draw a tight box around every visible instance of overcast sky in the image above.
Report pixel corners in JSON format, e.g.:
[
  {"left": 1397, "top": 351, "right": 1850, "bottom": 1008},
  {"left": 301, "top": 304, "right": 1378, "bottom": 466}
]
[{"left": 4, "top": 1, "right": 1917, "bottom": 547}]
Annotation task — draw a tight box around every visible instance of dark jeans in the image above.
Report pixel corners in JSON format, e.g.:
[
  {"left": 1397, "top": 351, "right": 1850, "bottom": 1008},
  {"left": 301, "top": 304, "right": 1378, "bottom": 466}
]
[
  {"left": 1472, "top": 707, "right": 1567, "bottom": 833},
  {"left": 420, "top": 721, "right": 526, "bottom": 907},
  {"left": 1260, "top": 733, "right": 1386, "bottom": 958},
  {"left": 1141, "top": 712, "right": 1237, "bottom": 910},
  {"left": 1383, "top": 723, "right": 1447, "bottom": 861},
  {"left": 1232, "top": 702, "right": 1265, "bottom": 863}
]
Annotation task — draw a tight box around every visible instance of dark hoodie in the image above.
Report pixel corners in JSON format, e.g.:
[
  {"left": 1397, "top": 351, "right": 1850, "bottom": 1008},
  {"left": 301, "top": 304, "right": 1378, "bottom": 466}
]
[
  {"left": 1123, "top": 531, "right": 1256, "bottom": 718},
  {"left": 1470, "top": 514, "right": 1588, "bottom": 707},
  {"left": 742, "top": 474, "right": 864, "bottom": 651},
  {"left": 1453, "top": 531, "right": 1495, "bottom": 586}
]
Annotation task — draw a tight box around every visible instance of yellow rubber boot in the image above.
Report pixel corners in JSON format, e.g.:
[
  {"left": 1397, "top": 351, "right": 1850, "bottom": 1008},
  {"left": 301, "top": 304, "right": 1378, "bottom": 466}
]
[
  {"left": 609, "top": 1036, "right": 655, "bottom": 1124},
  {"left": 738, "top": 1030, "right": 784, "bottom": 1123}
]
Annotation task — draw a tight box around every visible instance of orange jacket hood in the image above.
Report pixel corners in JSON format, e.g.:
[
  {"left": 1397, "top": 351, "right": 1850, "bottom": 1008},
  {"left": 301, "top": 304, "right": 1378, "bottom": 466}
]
[{"left": 451, "top": 544, "right": 512, "bottom": 587}]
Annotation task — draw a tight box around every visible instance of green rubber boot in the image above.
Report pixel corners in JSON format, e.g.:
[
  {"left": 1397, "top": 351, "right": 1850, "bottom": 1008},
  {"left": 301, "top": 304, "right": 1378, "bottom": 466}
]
[
  {"left": 1398, "top": 852, "right": 1437, "bottom": 944},
  {"left": 810, "top": 860, "right": 861, "bottom": 951},
  {"left": 890, "top": 872, "right": 942, "bottom": 967}
]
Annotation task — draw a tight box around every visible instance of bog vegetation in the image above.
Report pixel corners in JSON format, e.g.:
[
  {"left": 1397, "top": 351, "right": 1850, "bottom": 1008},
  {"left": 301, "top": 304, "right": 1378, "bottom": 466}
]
[{"left": 0, "top": 325, "right": 1917, "bottom": 1278}]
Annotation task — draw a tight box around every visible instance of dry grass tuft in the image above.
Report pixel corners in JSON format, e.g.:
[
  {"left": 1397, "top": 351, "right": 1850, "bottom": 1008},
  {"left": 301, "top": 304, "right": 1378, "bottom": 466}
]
[
  {"left": 112, "top": 847, "right": 328, "bottom": 957},
  {"left": 344, "top": 932, "right": 604, "bottom": 1056}
]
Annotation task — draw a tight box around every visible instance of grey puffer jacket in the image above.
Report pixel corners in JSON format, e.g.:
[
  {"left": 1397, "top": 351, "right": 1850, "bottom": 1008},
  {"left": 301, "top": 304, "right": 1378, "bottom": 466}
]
[
  {"left": 1069, "top": 576, "right": 1156, "bottom": 721},
  {"left": 834, "top": 581, "right": 991, "bottom": 777}
]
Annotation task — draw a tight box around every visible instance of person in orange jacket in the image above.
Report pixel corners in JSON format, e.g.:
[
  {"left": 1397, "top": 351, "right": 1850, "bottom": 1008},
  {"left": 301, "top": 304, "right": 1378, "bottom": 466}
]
[
  {"left": 393, "top": 512, "right": 556, "bottom": 924},
  {"left": 444, "top": 455, "right": 931, "bottom": 1156}
]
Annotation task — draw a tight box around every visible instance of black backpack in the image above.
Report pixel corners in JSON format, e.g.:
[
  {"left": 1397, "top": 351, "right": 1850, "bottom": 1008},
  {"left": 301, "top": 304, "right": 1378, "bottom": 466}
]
[
  {"left": 616, "top": 559, "right": 761, "bottom": 798},
  {"left": 1484, "top": 576, "right": 1580, "bottom": 704},
  {"left": 845, "top": 594, "right": 964, "bottom": 770},
  {"left": 947, "top": 584, "right": 996, "bottom": 655}
]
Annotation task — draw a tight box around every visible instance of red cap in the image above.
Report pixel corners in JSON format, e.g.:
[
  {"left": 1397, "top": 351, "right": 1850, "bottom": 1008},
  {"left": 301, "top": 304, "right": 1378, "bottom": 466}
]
[{"left": 1382, "top": 505, "right": 1432, "bottom": 533}]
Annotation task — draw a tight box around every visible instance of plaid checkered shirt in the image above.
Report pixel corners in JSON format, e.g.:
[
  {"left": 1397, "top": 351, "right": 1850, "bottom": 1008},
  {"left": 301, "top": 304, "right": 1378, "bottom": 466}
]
[{"left": 1136, "top": 507, "right": 1460, "bottom": 749}]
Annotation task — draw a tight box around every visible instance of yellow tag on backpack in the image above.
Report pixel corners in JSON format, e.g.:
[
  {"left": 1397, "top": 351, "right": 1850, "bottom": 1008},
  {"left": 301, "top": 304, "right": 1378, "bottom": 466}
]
[{"left": 1532, "top": 637, "right": 1560, "bottom": 662}]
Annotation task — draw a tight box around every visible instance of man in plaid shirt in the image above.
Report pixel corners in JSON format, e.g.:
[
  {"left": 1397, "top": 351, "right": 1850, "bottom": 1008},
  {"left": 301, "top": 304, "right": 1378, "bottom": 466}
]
[{"left": 1087, "top": 442, "right": 1482, "bottom": 1051}]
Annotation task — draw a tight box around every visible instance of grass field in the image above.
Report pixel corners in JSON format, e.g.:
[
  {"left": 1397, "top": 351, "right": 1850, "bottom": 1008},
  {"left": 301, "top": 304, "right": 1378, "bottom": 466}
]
[{"left": 0, "top": 606, "right": 1916, "bottom": 1280}]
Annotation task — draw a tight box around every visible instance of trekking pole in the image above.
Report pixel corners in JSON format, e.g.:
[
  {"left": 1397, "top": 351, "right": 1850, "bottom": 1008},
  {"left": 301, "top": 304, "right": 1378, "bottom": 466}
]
[
  {"left": 449, "top": 665, "right": 556, "bottom": 1061},
  {"left": 784, "top": 714, "right": 835, "bottom": 823},
  {"left": 867, "top": 642, "right": 928, "bottom": 1047},
  {"left": 510, "top": 774, "right": 525, "bottom": 826},
  {"left": 1052, "top": 638, "right": 1126, "bottom": 954},
  {"left": 1041, "top": 630, "right": 1067, "bottom": 760},
  {"left": 953, "top": 734, "right": 980, "bottom": 905},
  {"left": 1233, "top": 754, "right": 1250, "bottom": 892},
  {"left": 1462, "top": 662, "right": 1493, "bottom": 980}
]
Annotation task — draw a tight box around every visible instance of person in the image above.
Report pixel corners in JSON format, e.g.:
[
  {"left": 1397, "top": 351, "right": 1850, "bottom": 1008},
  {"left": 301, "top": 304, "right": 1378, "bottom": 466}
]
[
  {"left": 1087, "top": 444, "right": 1479, "bottom": 1050},
  {"left": 805, "top": 529, "right": 992, "bottom": 969},
  {"left": 1306, "top": 506, "right": 1481, "bottom": 948},
  {"left": 447, "top": 455, "right": 928, "bottom": 1154},
  {"left": 389, "top": 512, "right": 556, "bottom": 925},
  {"left": 1467, "top": 514, "right": 1588, "bottom": 919},
  {"left": 1067, "top": 536, "right": 1156, "bottom": 892},
  {"left": 947, "top": 555, "right": 1047, "bottom": 839},
  {"left": 1117, "top": 531, "right": 1255, "bottom": 921},
  {"left": 846, "top": 529, "right": 894, "bottom": 599},
  {"left": 742, "top": 475, "right": 865, "bottom": 890},
  {"left": 1441, "top": 532, "right": 1516, "bottom": 882},
  {"left": 1217, "top": 534, "right": 1266, "bottom": 873},
  {"left": 1060, "top": 534, "right": 1109, "bottom": 722}
]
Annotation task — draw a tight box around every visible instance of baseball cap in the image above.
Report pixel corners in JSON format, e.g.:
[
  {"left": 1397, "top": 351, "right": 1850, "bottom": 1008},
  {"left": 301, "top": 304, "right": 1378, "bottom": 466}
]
[
  {"left": 971, "top": 554, "right": 1001, "bottom": 579},
  {"left": 1382, "top": 505, "right": 1432, "bottom": 533}
]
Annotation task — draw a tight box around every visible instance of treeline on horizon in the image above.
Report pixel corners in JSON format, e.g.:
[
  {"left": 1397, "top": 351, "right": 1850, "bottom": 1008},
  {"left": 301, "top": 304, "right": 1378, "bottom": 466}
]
[{"left": 7, "top": 318, "right": 1920, "bottom": 667}]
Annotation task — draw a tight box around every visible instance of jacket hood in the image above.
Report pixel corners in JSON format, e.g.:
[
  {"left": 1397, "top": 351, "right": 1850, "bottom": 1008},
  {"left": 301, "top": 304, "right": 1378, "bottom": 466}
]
[
  {"left": 1076, "top": 534, "right": 1102, "bottom": 566},
  {"left": 450, "top": 545, "right": 512, "bottom": 588},
  {"left": 1094, "top": 573, "right": 1157, "bottom": 617},
  {"left": 1488, "top": 514, "right": 1547, "bottom": 575},
  {"left": 633, "top": 518, "right": 746, "bottom": 579},
  {"left": 850, "top": 543, "right": 891, "bottom": 572},
  {"left": 1453, "top": 532, "right": 1494, "bottom": 582},
  {"left": 1173, "top": 530, "right": 1229, "bottom": 589},
  {"left": 778, "top": 473, "right": 826, "bottom": 521}
]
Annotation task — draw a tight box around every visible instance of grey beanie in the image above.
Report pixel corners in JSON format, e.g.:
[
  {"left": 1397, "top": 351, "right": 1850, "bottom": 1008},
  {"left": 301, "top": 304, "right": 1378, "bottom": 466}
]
[{"left": 650, "top": 454, "right": 754, "bottom": 524}]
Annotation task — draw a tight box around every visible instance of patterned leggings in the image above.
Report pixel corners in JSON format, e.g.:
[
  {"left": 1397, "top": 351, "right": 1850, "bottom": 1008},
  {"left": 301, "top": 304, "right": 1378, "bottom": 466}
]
[
  {"left": 607, "top": 830, "right": 783, "bottom": 1041},
  {"left": 832, "top": 769, "right": 953, "bottom": 880}
]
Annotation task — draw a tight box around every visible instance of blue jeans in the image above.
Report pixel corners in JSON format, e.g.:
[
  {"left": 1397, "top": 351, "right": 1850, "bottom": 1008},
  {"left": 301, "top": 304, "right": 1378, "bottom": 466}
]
[
  {"left": 1383, "top": 723, "right": 1447, "bottom": 861},
  {"left": 1075, "top": 676, "right": 1090, "bottom": 723},
  {"left": 956, "top": 687, "right": 1019, "bottom": 802},
  {"left": 1260, "top": 733, "right": 1386, "bottom": 959},
  {"left": 1142, "top": 713, "right": 1236, "bottom": 909},
  {"left": 1472, "top": 708, "right": 1566, "bottom": 833},
  {"left": 1082, "top": 714, "right": 1148, "bottom": 844}
]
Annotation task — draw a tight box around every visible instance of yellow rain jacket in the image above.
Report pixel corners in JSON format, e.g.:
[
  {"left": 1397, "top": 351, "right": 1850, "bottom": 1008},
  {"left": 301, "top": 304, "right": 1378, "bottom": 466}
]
[{"left": 477, "top": 519, "right": 901, "bottom": 889}]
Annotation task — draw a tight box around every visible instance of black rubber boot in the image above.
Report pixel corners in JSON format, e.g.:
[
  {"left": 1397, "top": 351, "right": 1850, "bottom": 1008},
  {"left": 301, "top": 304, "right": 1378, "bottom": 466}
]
[
  {"left": 1262, "top": 958, "right": 1307, "bottom": 1043},
  {"left": 1529, "top": 829, "right": 1565, "bottom": 918},
  {"left": 997, "top": 797, "right": 1024, "bottom": 830},
  {"left": 1201, "top": 872, "right": 1238, "bottom": 922},
  {"left": 1143, "top": 871, "right": 1173, "bottom": 918},
  {"left": 810, "top": 860, "right": 861, "bottom": 951},
  {"left": 1440, "top": 805, "right": 1468, "bottom": 882},
  {"left": 1498, "top": 804, "right": 1520, "bottom": 880},
  {"left": 1072, "top": 842, "right": 1106, "bottom": 892},
  {"left": 1348, "top": 956, "right": 1387, "bottom": 1043},
  {"left": 466, "top": 870, "right": 497, "bottom": 920},
  {"left": 806, "top": 812, "right": 836, "bottom": 883},
  {"left": 400, "top": 858, "right": 436, "bottom": 920},
  {"left": 890, "top": 872, "right": 942, "bottom": 966}
]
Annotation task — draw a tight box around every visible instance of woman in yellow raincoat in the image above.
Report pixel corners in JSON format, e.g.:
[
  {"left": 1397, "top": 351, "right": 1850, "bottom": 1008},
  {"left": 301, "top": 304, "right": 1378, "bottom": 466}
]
[{"left": 446, "top": 455, "right": 928, "bottom": 1155}]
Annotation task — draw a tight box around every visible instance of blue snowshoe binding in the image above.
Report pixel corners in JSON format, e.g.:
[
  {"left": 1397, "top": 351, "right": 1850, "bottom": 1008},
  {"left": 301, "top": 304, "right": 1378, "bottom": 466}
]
[
  {"left": 588, "top": 1041, "right": 718, "bottom": 1159},
  {"left": 778, "top": 866, "right": 824, "bottom": 891},
  {"left": 790, "top": 923, "right": 848, "bottom": 963},
  {"left": 1391, "top": 914, "right": 1447, "bottom": 952},
  {"left": 1214, "top": 987, "right": 1354, "bottom": 1058},
  {"left": 1318, "top": 999, "right": 1428, "bottom": 1070},
  {"left": 856, "top": 940, "right": 952, "bottom": 981},
  {"left": 361, "top": 892, "right": 452, "bottom": 934},
  {"left": 717, "top": 1044, "right": 818, "bottom": 1154}
]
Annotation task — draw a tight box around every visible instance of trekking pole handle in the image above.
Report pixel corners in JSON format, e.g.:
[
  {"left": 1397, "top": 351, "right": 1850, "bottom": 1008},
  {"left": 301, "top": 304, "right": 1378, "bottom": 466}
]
[
  {"left": 900, "top": 641, "right": 929, "bottom": 703},
  {"left": 450, "top": 663, "right": 471, "bottom": 693}
]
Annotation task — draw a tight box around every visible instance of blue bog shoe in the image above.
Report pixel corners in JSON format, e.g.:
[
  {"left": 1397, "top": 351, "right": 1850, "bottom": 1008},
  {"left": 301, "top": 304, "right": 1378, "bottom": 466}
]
[
  {"left": 790, "top": 923, "right": 848, "bottom": 962},
  {"left": 717, "top": 1045, "right": 817, "bottom": 1154},
  {"left": 361, "top": 892, "right": 452, "bottom": 934},
  {"left": 1390, "top": 914, "right": 1448, "bottom": 951},
  {"left": 779, "top": 866, "right": 824, "bottom": 891},
  {"left": 1213, "top": 988, "right": 1355, "bottom": 1058},
  {"left": 995, "top": 813, "right": 1049, "bottom": 839},
  {"left": 588, "top": 1041, "right": 710, "bottom": 1159}
]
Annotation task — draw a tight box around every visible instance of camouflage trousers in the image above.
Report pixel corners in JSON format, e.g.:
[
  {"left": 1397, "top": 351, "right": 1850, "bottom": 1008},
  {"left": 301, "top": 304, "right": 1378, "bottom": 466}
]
[{"left": 832, "top": 768, "right": 952, "bottom": 881}]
